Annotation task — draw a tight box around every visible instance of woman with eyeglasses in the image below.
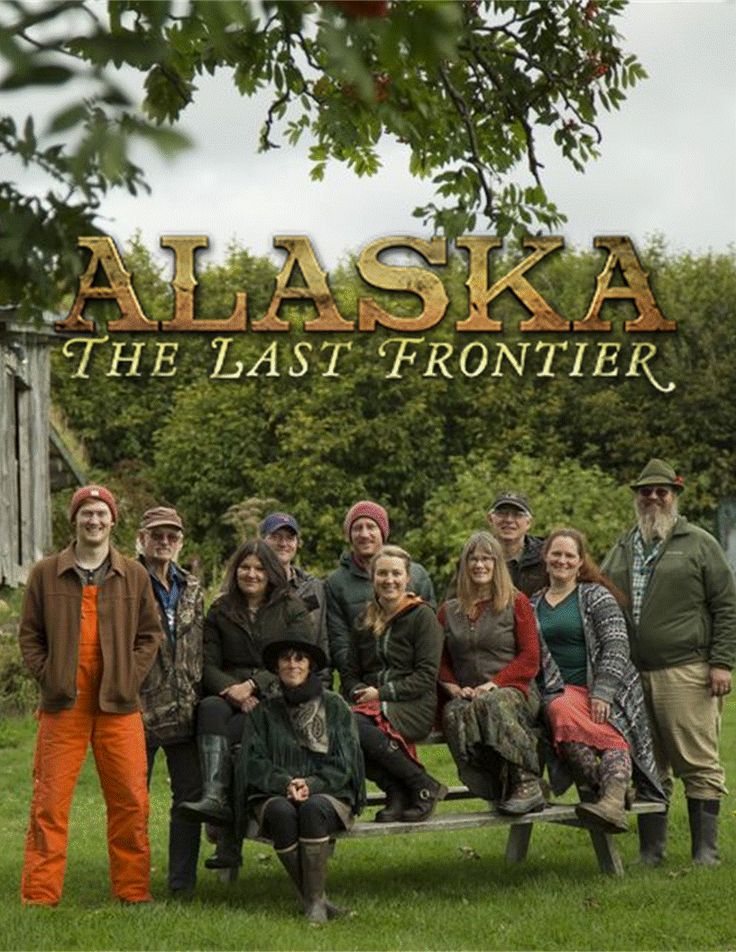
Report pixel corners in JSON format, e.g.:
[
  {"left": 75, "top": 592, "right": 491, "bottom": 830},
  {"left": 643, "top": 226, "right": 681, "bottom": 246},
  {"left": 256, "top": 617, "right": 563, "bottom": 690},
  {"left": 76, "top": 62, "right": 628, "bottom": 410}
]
[
  {"left": 533, "top": 528, "right": 665, "bottom": 832},
  {"left": 234, "top": 633, "right": 364, "bottom": 923},
  {"left": 439, "top": 531, "right": 545, "bottom": 814}
]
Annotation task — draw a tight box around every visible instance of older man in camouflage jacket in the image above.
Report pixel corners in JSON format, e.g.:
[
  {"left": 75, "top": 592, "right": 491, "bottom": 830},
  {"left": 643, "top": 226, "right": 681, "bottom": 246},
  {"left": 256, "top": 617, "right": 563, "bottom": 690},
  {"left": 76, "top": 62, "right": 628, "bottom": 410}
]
[{"left": 138, "top": 505, "right": 205, "bottom": 899}]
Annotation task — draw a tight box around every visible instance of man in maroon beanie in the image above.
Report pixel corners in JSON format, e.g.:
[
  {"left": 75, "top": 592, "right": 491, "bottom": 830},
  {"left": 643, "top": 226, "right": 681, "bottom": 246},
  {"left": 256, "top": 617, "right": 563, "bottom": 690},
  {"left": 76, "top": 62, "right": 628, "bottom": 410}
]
[
  {"left": 325, "top": 499, "right": 435, "bottom": 691},
  {"left": 19, "top": 485, "right": 162, "bottom": 906}
]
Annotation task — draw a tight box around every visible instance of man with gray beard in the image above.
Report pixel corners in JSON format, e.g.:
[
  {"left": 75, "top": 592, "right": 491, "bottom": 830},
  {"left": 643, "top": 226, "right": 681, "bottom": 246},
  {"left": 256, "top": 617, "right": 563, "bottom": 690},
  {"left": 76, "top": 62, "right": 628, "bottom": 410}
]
[{"left": 603, "top": 458, "right": 736, "bottom": 867}]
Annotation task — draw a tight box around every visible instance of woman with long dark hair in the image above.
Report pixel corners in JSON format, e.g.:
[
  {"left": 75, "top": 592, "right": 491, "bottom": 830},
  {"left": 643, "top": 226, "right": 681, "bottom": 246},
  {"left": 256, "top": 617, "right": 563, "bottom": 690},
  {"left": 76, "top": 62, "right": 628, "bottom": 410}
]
[
  {"left": 534, "top": 528, "right": 665, "bottom": 832},
  {"left": 439, "top": 531, "right": 544, "bottom": 814},
  {"left": 180, "top": 540, "right": 312, "bottom": 827}
]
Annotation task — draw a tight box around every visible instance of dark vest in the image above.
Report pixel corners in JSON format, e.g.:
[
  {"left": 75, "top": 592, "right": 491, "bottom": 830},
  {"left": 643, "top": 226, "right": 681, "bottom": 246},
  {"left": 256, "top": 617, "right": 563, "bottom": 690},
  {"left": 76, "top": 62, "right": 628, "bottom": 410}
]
[{"left": 444, "top": 599, "right": 516, "bottom": 686}]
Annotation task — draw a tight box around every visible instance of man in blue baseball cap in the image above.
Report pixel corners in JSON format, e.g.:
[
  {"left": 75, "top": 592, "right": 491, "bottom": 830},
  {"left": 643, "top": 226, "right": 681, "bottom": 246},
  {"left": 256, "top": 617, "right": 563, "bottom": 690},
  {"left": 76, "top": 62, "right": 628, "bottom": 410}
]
[{"left": 260, "top": 512, "right": 331, "bottom": 687}]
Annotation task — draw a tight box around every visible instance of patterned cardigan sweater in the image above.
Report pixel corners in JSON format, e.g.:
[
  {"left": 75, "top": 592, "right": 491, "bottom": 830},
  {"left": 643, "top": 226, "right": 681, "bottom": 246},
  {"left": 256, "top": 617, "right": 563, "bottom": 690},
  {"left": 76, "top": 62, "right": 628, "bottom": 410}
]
[{"left": 532, "top": 582, "right": 665, "bottom": 802}]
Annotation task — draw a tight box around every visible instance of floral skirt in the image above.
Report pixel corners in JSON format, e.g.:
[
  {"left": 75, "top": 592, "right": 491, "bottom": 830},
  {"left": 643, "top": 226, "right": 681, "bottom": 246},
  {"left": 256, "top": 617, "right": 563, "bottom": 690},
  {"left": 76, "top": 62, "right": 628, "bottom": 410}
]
[
  {"left": 442, "top": 686, "right": 541, "bottom": 799},
  {"left": 546, "top": 685, "right": 629, "bottom": 752}
]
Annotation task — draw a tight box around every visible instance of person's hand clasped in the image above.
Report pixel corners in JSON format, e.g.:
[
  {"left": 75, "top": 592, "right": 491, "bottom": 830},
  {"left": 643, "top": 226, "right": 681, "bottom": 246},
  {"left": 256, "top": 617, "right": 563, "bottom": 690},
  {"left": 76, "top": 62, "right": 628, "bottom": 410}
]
[
  {"left": 353, "top": 685, "right": 379, "bottom": 704},
  {"left": 590, "top": 698, "right": 610, "bottom": 724},
  {"left": 287, "top": 778, "right": 309, "bottom": 802},
  {"left": 474, "top": 681, "right": 497, "bottom": 696},
  {"left": 221, "top": 680, "right": 255, "bottom": 709}
]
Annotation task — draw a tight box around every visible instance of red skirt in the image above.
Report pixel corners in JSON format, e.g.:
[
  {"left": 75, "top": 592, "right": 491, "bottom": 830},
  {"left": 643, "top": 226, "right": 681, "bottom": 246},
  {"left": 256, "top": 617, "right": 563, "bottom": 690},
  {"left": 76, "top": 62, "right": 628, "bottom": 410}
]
[
  {"left": 352, "top": 700, "right": 420, "bottom": 765},
  {"left": 546, "top": 685, "right": 629, "bottom": 752}
]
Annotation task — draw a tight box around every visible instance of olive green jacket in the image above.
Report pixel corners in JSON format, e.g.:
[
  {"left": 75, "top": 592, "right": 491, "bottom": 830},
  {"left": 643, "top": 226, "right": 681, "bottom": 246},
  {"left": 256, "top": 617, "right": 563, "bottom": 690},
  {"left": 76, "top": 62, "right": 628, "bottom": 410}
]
[
  {"left": 602, "top": 517, "right": 736, "bottom": 671},
  {"left": 343, "top": 599, "right": 442, "bottom": 741}
]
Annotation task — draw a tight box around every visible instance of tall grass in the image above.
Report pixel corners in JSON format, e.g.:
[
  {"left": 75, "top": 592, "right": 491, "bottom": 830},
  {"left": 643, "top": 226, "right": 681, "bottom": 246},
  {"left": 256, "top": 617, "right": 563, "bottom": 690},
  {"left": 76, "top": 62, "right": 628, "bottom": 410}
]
[{"left": 1, "top": 704, "right": 734, "bottom": 951}]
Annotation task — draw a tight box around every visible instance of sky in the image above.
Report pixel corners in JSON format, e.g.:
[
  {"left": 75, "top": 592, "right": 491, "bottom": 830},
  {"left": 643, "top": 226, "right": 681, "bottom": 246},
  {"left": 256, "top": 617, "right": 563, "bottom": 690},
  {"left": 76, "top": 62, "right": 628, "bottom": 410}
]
[
  {"left": 97, "top": 0, "right": 736, "bottom": 270},
  {"left": 6, "top": 1, "right": 736, "bottom": 270}
]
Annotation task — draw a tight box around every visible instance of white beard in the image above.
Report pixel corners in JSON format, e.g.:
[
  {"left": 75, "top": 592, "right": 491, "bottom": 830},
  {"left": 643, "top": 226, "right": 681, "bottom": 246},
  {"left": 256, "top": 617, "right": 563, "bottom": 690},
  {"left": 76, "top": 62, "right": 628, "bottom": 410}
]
[{"left": 637, "top": 500, "right": 678, "bottom": 545}]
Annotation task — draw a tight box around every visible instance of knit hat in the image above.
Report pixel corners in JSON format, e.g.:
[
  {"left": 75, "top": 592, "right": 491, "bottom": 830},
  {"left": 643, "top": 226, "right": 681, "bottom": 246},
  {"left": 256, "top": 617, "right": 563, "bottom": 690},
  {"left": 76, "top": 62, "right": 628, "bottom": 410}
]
[
  {"left": 489, "top": 490, "right": 533, "bottom": 517},
  {"left": 260, "top": 512, "right": 300, "bottom": 536},
  {"left": 69, "top": 485, "right": 118, "bottom": 523},
  {"left": 343, "top": 500, "right": 390, "bottom": 541},
  {"left": 139, "top": 506, "right": 184, "bottom": 531},
  {"left": 630, "top": 458, "right": 684, "bottom": 493}
]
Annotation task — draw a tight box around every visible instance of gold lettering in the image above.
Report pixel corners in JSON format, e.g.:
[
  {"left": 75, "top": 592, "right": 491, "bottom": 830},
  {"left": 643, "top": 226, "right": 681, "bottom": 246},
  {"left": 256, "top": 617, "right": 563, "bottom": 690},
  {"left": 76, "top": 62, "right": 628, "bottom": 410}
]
[
  {"left": 358, "top": 237, "right": 448, "bottom": 331},
  {"left": 255, "top": 237, "right": 351, "bottom": 332},
  {"left": 61, "top": 336, "right": 108, "bottom": 378},
  {"left": 575, "top": 237, "right": 676, "bottom": 331},
  {"left": 456, "top": 236, "right": 567, "bottom": 332},
  {"left": 57, "top": 237, "right": 154, "bottom": 333},
  {"left": 160, "top": 236, "right": 247, "bottom": 331},
  {"left": 210, "top": 337, "right": 243, "bottom": 378}
]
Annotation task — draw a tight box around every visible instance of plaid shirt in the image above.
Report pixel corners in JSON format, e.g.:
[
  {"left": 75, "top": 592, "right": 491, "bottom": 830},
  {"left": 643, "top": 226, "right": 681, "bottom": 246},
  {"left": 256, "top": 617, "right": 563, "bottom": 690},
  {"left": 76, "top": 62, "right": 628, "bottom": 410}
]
[{"left": 631, "top": 530, "right": 664, "bottom": 624}]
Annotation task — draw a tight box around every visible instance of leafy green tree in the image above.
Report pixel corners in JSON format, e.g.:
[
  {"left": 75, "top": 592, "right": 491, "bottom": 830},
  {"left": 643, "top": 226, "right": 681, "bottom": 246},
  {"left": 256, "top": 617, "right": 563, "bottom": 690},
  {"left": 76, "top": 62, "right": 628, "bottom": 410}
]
[
  {"left": 50, "top": 238, "right": 736, "bottom": 579},
  {"left": 2, "top": 0, "right": 645, "bottom": 315},
  {"left": 403, "top": 451, "right": 632, "bottom": 591}
]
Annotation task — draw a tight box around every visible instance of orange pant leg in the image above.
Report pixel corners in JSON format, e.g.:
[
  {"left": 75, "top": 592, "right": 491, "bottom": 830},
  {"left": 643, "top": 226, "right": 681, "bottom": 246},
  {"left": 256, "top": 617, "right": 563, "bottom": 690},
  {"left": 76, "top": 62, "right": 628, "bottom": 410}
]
[
  {"left": 92, "top": 712, "right": 152, "bottom": 902},
  {"left": 20, "top": 709, "right": 93, "bottom": 906}
]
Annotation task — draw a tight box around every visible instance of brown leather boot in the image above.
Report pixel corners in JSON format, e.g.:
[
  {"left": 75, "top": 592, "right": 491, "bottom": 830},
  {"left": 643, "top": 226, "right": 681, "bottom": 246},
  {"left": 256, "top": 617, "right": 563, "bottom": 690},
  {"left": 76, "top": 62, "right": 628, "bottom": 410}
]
[
  {"left": 575, "top": 778, "right": 629, "bottom": 834},
  {"left": 497, "top": 766, "right": 546, "bottom": 815}
]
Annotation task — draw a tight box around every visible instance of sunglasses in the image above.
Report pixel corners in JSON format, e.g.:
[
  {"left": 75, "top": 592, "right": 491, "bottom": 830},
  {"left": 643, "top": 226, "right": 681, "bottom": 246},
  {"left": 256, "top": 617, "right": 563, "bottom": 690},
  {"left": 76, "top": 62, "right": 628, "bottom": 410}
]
[
  {"left": 637, "top": 487, "right": 671, "bottom": 499},
  {"left": 150, "top": 530, "right": 182, "bottom": 543}
]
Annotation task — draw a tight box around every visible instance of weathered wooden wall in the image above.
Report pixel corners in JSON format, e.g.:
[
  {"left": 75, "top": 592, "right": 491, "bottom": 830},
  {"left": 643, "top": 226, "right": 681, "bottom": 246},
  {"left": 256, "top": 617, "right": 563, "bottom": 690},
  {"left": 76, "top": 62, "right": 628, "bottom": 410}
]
[{"left": 0, "top": 316, "right": 53, "bottom": 586}]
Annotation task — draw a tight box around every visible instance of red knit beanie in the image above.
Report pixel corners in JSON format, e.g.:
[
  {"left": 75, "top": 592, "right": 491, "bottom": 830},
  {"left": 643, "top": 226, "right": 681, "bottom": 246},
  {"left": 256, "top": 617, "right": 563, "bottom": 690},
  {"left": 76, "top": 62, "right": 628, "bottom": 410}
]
[
  {"left": 69, "top": 485, "right": 118, "bottom": 523},
  {"left": 343, "top": 500, "right": 389, "bottom": 541}
]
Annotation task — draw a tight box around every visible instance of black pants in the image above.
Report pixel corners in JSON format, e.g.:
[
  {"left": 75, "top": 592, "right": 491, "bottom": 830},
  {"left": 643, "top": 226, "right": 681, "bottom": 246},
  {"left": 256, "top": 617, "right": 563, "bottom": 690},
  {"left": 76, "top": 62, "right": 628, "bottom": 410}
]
[
  {"left": 197, "top": 695, "right": 246, "bottom": 746},
  {"left": 261, "top": 795, "right": 342, "bottom": 851},
  {"left": 146, "top": 738, "right": 202, "bottom": 891}
]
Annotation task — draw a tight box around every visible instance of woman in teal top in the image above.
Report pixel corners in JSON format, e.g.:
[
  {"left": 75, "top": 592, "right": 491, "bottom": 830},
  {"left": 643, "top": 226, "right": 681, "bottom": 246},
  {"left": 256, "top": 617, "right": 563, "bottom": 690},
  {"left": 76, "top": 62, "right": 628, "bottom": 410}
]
[{"left": 533, "top": 528, "right": 664, "bottom": 833}]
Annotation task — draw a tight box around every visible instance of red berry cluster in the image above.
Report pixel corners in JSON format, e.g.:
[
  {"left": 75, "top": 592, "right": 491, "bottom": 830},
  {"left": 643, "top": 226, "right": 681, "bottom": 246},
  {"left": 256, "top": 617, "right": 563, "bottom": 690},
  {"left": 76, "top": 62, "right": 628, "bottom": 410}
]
[{"left": 332, "top": 0, "right": 390, "bottom": 17}]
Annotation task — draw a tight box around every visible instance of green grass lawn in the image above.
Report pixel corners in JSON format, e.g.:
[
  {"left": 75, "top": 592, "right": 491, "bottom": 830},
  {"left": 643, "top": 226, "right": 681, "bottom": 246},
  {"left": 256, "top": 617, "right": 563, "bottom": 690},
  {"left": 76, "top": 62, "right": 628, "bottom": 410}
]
[{"left": 1, "top": 704, "right": 734, "bottom": 951}]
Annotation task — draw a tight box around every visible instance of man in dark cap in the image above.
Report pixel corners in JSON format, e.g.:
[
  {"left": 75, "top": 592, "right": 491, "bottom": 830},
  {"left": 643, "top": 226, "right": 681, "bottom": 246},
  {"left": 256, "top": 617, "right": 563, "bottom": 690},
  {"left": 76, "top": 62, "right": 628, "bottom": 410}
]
[
  {"left": 603, "top": 458, "right": 736, "bottom": 867},
  {"left": 259, "top": 511, "right": 331, "bottom": 686},
  {"left": 487, "top": 491, "right": 548, "bottom": 597},
  {"left": 137, "top": 505, "right": 204, "bottom": 900},
  {"left": 19, "top": 485, "right": 162, "bottom": 905}
]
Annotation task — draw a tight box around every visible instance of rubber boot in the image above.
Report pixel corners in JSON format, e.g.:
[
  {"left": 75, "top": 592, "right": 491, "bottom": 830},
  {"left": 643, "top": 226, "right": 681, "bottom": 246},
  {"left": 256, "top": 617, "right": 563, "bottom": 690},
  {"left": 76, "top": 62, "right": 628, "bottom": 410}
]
[
  {"left": 497, "top": 765, "right": 546, "bottom": 815},
  {"left": 402, "top": 773, "right": 449, "bottom": 822},
  {"left": 575, "top": 779, "right": 629, "bottom": 834},
  {"left": 299, "top": 839, "right": 331, "bottom": 924},
  {"left": 204, "top": 826, "right": 242, "bottom": 869},
  {"left": 278, "top": 844, "right": 346, "bottom": 920},
  {"left": 687, "top": 798, "right": 720, "bottom": 867},
  {"left": 374, "top": 784, "right": 409, "bottom": 823},
  {"left": 638, "top": 811, "right": 668, "bottom": 866},
  {"left": 179, "top": 735, "right": 233, "bottom": 826}
]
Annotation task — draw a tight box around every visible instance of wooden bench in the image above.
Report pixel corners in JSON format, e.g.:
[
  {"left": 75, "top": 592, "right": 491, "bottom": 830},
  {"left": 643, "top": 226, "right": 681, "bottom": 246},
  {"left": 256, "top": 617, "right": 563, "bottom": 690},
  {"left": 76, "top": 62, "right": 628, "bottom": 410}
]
[
  {"left": 215, "top": 786, "right": 665, "bottom": 882},
  {"left": 353, "top": 786, "right": 665, "bottom": 876}
]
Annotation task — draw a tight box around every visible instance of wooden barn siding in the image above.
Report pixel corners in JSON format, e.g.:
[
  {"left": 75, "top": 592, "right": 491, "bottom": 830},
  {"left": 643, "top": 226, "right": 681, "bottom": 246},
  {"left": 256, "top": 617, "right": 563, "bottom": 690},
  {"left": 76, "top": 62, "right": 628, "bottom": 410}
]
[{"left": 0, "top": 338, "right": 52, "bottom": 586}]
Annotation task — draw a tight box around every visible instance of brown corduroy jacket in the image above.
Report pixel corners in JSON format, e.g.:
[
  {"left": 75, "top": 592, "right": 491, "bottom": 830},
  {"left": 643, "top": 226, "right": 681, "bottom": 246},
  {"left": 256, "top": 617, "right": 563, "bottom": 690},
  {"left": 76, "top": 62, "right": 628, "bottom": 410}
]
[{"left": 19, "top": 544, "right": 163, "bottom": 713}]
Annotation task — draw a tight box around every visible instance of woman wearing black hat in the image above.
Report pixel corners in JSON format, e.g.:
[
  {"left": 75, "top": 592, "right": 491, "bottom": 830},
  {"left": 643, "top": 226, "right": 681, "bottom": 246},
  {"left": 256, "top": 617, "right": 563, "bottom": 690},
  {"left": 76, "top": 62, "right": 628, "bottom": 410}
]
[
  {"left": 180, "top": 540, "right": 312, "bottom": 832},
  {"left": 235, "top": 634, "right": 365, "bottom": 923}
]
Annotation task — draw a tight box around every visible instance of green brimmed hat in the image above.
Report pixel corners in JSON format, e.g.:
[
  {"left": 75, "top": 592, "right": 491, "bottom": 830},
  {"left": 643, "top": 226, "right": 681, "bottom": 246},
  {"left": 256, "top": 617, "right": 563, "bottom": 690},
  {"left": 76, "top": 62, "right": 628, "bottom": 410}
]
[{"left": 630, "top": 458, "right": 684, "bottom": 493}]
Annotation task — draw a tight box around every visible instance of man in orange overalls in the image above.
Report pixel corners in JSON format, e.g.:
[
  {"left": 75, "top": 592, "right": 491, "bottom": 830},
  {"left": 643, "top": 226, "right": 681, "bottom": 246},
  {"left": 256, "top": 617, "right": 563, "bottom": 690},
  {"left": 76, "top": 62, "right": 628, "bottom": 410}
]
[{"left": 19, "top": 485, "right": 162, "bottom": 906}]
